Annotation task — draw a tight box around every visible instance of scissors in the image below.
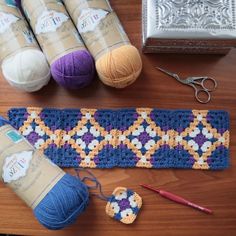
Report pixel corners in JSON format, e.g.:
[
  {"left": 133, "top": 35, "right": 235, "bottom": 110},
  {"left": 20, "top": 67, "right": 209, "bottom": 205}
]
[{"left": 156, "top": 67, "right": 218, "bottom": 104}]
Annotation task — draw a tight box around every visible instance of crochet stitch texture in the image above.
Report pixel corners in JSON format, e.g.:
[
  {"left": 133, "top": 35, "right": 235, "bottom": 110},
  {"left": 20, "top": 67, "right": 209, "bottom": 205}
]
[
  {"left": 8, "top": 107, "right": 230, "bottom": 170},
  {"left": 106, "top": 187, "right": 142, "bottom": 224}
]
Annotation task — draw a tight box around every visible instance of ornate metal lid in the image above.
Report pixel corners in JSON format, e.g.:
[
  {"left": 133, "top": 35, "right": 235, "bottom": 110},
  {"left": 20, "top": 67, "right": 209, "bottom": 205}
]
[{"left": 143, "top": 0, "right": 236, "bottom": 39}]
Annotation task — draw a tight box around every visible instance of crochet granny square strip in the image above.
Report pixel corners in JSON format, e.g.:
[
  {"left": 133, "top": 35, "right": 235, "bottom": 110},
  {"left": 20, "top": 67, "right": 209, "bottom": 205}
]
[{"left": 8, "top": 107, "right": 230, "bottom": 170}]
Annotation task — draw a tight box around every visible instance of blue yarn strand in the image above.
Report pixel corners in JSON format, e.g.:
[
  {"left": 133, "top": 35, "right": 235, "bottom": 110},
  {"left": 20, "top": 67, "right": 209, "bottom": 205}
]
[{"left": 75, "top": 168, "right": 110, "bottom": 202}]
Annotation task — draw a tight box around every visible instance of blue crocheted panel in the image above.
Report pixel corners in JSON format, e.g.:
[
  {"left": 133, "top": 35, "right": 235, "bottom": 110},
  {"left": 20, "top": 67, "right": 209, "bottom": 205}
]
[{"left": 8, "top": 107, "right": 230, "bottom": 170}]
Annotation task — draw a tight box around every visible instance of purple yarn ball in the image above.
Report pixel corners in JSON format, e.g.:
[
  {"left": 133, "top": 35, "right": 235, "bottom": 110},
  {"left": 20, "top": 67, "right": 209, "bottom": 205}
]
[{"left": 51, "top": 50, "right": 95, "bottom": 89}]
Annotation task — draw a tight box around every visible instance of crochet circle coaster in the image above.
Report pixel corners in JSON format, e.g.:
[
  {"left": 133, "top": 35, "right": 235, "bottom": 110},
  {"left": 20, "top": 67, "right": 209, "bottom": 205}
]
[
  {"left": 8, "top": 107, "right": 230, "bottom": 170},
  {"left": 106, "top": 187, "right": 142, "bottom": 224}
]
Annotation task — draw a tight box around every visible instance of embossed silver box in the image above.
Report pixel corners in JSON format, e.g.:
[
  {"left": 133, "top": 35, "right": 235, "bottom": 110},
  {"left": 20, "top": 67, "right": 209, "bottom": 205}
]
[{"left": 142, "top": 0, "right": 236, "bottom": 54}]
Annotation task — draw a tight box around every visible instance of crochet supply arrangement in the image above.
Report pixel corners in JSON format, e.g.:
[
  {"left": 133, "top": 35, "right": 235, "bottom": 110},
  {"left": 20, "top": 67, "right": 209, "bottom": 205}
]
[
  {"left": 0, "top": 116, "right": 142, "bottom": 229},
  {"left": 8, "top": 107, "right": 230, "bottom": 170},
  {"left": 0, "top": 0, "right": 234, "bottom": 233},
  {"left": 0, "top": 0, "right": 143, "bottom": 91}
]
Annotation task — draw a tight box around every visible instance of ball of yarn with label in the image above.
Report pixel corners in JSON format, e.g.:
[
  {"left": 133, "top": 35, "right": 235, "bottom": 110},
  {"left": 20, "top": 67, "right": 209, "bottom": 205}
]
[
  {"left": 0, "top": 116, "right": 90, "bottom": 230},
  {"left": 0, "top": 0, "right": 50, "bottom": 92},
  {"left": 62, "top": 0, "right": 142, "bottom": 89},
  {"left": 96, "top": 45, "right": 142, "bottom": 88},
  {"left": 51, "top": 50, "right": 95, "bottom": 89},
  {"left": 2, "top": 49, "right": 50, "bottom": 92},
  {"left": 18, "top": 0, "right": 95, "bottom": 90}
]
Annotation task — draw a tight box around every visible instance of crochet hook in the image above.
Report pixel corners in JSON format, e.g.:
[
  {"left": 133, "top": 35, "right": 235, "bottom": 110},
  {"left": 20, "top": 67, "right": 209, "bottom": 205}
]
[{"left": 140, "top": 184, "right": 213, "bottom": 214}]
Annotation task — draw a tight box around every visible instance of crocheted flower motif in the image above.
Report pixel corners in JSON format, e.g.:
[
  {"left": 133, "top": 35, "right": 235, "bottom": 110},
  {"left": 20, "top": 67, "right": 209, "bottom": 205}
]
[
  {"left": 187, "top": 127, "right": 214, "bottom": 152},
  {"left": 22, "top": 124, "right": 46, "bottom": 149},
  {"left": 75, "top": 126, "right": 100, "bottom": 150},
  {"left": 106, "top": 187, "right": 142, "bottom": 224},
  {"left": 131, "top": 125, "right": 157, "bottom": 150}
]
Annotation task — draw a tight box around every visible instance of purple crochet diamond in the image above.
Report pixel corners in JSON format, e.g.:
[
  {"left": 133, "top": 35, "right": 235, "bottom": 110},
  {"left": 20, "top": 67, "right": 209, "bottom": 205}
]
[
  {"left": 138, "top": 131, "right": 151, "bottom": 145},
  {"left": 194, "top": 133, "right": 208, "bottom": 147},
  {"left": 82, "top": 132, "right": 95, "bottom": 145},
  {"left": 27, "top": 131, "right": 40, "bottom": 145}
]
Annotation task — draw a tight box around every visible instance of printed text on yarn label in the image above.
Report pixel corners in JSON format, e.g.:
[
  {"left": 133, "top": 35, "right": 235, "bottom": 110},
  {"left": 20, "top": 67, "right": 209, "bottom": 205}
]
[
  {"left": 22, "top": 0, "right": 85, "bottom": 64},
  {"left": 2, "top": 150, "right": 33, "bottom": 183},
  {"left": 0, "top": 125, "right": 65, "bottom": 209},
  {"left": 0, "top": 11, "right": 18, "bottom": 33},
  {"left": 35, "top": 10, "right": 69, "bottom": 34},
  {"left": 0, "top": 1, "right": 38, "bottom": 62},
  {"left": 63, "top": 0, "right": 131, "bottom": 60},
  {"left": 78, "top": 8, "right": 109, "bottom": 33}
]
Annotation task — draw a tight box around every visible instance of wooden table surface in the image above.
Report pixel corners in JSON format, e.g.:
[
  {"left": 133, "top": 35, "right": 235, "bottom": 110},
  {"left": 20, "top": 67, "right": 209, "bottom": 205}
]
[{"left": 0, "top": 1, "right": 236, "bottom": 236}]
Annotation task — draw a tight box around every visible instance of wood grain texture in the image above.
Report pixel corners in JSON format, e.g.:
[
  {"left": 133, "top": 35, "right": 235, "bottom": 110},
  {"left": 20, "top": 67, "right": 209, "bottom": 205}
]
[{"left": 0, "top": 0, "right": 236, "bottom": 235}]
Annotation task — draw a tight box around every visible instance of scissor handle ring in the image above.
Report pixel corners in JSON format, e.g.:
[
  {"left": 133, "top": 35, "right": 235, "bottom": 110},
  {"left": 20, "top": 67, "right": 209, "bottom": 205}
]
[
  {"left": 201, "top": 77, "right": 217, "bottom": 92},
  {"left": 195, "top": 89, "right": 211, "bottom": 104}
]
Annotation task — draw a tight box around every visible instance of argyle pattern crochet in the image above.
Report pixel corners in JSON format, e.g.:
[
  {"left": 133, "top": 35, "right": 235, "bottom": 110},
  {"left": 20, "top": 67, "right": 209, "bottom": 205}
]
[{"left": 8, "top": 107, "right": 230, "bottom": 170}]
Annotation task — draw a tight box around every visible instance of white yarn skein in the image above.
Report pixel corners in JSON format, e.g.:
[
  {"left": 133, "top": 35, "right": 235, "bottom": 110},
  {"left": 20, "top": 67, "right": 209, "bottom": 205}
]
[{"left": 2, "top": 48, "right": 50, "bottom": 92}]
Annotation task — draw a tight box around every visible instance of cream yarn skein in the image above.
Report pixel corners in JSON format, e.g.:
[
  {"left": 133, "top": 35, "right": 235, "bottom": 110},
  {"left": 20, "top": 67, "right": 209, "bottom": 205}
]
[
  {"left": 0, "top": 1, "right": 50, "bottom": 92},
  {"left": 2, "top": 49, "right": 50, "bottom": 92}
]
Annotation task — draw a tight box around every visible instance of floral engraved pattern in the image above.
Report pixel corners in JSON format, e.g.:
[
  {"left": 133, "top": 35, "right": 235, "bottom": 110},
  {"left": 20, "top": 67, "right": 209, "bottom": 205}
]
[{"left": 156, "top": 0, "right": 236, "bottom": 29}]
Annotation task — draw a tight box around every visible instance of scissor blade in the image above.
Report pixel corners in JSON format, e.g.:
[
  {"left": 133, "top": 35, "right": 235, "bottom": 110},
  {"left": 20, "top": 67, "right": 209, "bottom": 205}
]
[{"left": 156, "top": 67, "right": 179, "bottom": 79}]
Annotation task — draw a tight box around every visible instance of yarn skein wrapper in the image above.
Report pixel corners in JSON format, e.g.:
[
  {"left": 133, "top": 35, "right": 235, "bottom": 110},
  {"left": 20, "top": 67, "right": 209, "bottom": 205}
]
[
  {"left": 50, "top": 50, "right": 95, "bottom": 89},
  {"left": 2, "top": 49, "right": 51, "bottom": 92},
  {"left": 0, "top": 116, "right": 90, "bottom": 230},
  {"left": 95, "top": 45, "right": 142, "bottom": 88}
]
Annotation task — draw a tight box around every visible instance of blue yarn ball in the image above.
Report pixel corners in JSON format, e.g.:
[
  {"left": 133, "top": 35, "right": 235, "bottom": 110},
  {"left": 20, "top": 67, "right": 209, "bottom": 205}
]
[{"left": 34, "top": 174, "right": 89, "bottom": 230}]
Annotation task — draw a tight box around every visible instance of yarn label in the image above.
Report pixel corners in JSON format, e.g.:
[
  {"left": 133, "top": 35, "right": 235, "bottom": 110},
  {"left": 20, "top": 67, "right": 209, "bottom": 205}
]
[
  {"left": 0, "top": 11, "right": 18, "bottom": 33},
  {"left": 22, "top": 0, "right": 85, "bottom": 64},
  {"left": 0, "top": 1, "right": 39, "bottom": 62},
  {"left": 35, "top": 10, "right": 69, "bottom": 34},
  {"left": 78, "top": 8, "right": 109, "bottom": 33},
  {"left": 2, "top": 150, "right": 33, "bottom": 183},
  {"left": 0, "top": 125, "right": 65, "bottom": 209},
  {"left": 6, "top": 130, "right": 23, "bottom": 143},
  {"left": 63, "top": 0, "right": 131, "bottom": 60}
]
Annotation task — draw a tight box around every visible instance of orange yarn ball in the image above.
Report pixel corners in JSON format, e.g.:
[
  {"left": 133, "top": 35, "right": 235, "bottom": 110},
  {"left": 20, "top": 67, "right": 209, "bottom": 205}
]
[{"left": 96, "top": 45, "right": 142, "bottom": 88}]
